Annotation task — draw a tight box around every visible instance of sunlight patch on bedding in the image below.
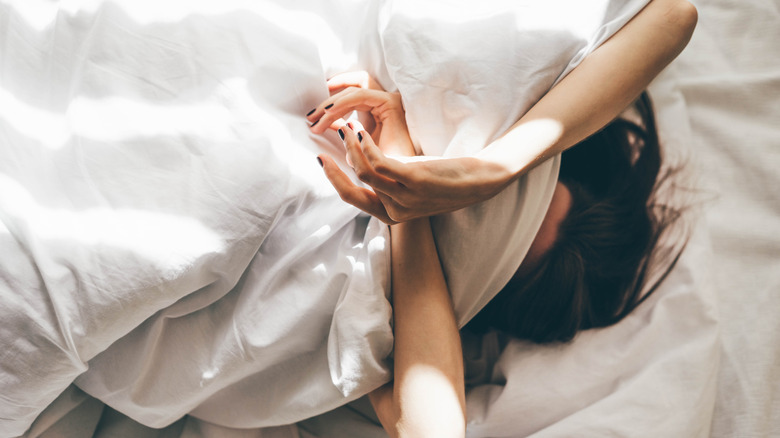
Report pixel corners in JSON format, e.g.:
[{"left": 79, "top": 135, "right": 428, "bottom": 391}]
[
  {"left": 200, "top": 367, "right": 219, "bottom": 387},
  {"left": 367, "top": 232, "right": 387, "bottom": 254},
  {"left": 346, "top": 255, "right": 366, "bottom": 275},
  {"left": 0, "top": 87, "right": 69, "bottom": 149},
  {"left": 0, "top": 78, "right": 274, "bottom": 148},
  {"left": 3, "top": 0, "right": 59, "bottom": 31},
  {"left": 312, "top": 225, "right": 332, "bottom": 239},
  {"left": 0, "top": 175, "right": 223, "bottom": 268},
  {"left": 96, "top": 0, "right": 270, "bottom": 23},
  {"left": 34, "top": 209, "right": 224, "bottom": 266},
  {"left": 393, "top": 0, "right": 606, "bottom": 40},
  {"left": 100, "top": 0, "right": 336, "bottom": 38},
  {"left": 96, "top": 0, "right": 350, "bottom": 69},
  {"left": 68, "top": 95, "right": 234, "bottom": 142}
]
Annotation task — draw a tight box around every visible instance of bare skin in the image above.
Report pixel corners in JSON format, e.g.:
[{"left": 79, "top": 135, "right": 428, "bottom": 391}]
[
  {"left": 311, "top": 0, "right": 698, "bottom": 224},
  {"left": 315, "top": 1, "right": 698, "bottom": 435},
  {"left": 330, "top": 125, "right": 466, "bottom": 438}
]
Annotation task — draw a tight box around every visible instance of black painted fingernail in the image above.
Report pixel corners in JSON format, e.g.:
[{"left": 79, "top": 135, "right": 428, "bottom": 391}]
[
  {"left": 317, "top": 156, "right": 323, "bottom": 167},
  {"left": 310, "top": 120, "right": 319, "bottom": 128},
  {"left": 338, "top": 128, "right": 345, "bottom": 140},
  {"left": 306, "top": 108, "right": 316, "bottom": 116},
  {"left": 357, "top": 132, "right": 363, "bottom": 142},
  {"left": 324, "top": 103, "right": 334, "bottom": 109}
]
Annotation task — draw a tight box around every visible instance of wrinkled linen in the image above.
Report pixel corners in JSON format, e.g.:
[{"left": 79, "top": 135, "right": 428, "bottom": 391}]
[
  {"left": 24, "top": 0, "right": 780, "bottom": 436},
  {"left": 15, "top": 69, "right": 724, "bottom": 438},
  {"left": 297, "top": 45, "right": 722, "bottom": 437},
  {"left": 1, "top": 0, "right": 655, "bottom": 435}
]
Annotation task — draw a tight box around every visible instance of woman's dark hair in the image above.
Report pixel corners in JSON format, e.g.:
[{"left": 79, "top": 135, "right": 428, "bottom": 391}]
[{"left": 467, "top": 92, "right": 685, "bottom": 343}]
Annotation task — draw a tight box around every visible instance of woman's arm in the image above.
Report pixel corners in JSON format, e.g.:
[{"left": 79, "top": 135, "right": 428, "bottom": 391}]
[
  {"left": 313, "top": 0, "right": 698, "bottom": 223},
  {"left": 477, "top": 0, "right": 699, "bottom": 177},
  {"left": 323, "top": 123, "right": 465, "bottom": 436},
  {"left": 368, "top": 215, "right": 466, "bottom": 438}
]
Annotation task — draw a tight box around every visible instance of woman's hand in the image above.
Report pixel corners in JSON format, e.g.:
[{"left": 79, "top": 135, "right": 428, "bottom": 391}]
[
  {"left": 308, "top": 72, "right": 415, "bottom": 157},
  {"left": 318, "top": 125, "right": 515, "bottom": 224},
  {"left": 312, "top": 0, "right": 697, "bottom": 224},
  {"left": 312, "top": 72, "right": 515, "bottom": 224}
]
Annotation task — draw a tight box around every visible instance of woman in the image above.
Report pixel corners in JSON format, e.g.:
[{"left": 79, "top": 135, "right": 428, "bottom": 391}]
[
  {"left": 311, "top": 0, "right": 696, "bottom": 341},
  {"left": 309, "top": 0, "right": 697, "bottom": 434},
  {"left": 323, "top": 80, "right": 680, "bottom": 438},
  {"left": 0, "top": 1, "right": 698, "bottom": 434},
  {"left": 325, "top": 89, "right": 680, "bottom": 436},
  {"left": 309, "top": 0, "right": 698, "bottom": 224}
]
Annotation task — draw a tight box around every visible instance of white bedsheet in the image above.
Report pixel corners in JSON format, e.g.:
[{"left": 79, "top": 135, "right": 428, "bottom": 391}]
[
  {"left": 11, "top": 0, "right": 779, "bottom": 435},
  {"left": 0, "top": 0, "right": 650, "bottom": 435},
  {"left": 13, "top": 0, "right": 775, "bottom": 437}
]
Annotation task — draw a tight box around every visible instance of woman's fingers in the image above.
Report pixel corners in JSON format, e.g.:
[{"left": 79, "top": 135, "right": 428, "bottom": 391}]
[
  {"left": 320, "top": 132, "right": 458, "bottom": 223},
  {"left": 359, "top": 139, "right": 418, "bottom": 187},
  {"left": 330, "top": 118, "right": 349, "bottom": 132},
  {"left": 318, "top": 154, "right": 397, "bottom": 225},
  {"left": 340, "top": 126, "right": 408, "bottom": 196},
  {"left": 307, "top": 88, "right": 390, "bottom": 134},
  {"left": 327, "top": 71, "right": 384, "bottom": 93},
  {"left": 327, "top": 71, "right": 370, "bottom": 94}
]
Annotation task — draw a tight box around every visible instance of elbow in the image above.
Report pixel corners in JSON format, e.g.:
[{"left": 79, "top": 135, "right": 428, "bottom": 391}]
[
  {"left": 666, "top": 0, "right": 699, "bottom": 49},
  {"left": 645, "top": 0, "right": 698, "bottom": 63},
  {"left": 677, "top": 0, "right": 699, "bottom": 40}
]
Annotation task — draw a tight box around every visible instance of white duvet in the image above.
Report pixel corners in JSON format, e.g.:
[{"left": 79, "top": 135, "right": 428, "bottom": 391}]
[{"left": 0, "top": 0, "right": 698, "bottom": 436}]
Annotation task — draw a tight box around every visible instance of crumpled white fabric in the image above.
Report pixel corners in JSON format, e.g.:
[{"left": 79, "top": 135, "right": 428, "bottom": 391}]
[
  {"left": 378, "top": 0, "right": 653, "bottom": 325},
  {"left": 0, "top": 0, "right": 656, "bottom": 435}
]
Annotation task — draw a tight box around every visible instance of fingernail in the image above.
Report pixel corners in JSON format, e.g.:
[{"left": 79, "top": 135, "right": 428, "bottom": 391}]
[
  {"left": 317, "top": 156, "right": 323, "bottom": 167},
  {"left": 357, "top": 132, "right": 363, "bottom": 142},
  {"left": 324, "top": 103, "right": 334, "bottom": 109},
  {"left": 306, "top": 108, "right": 315, "bottom": 116},
  {"left": 347, "top": 122, "right": 354, "bottom": 130},
  {"left": 338, "top": 128, "right": 345, "bottom": 141},
  {"left": 310, "top": 120, "right": 319, "bottom": 128}
]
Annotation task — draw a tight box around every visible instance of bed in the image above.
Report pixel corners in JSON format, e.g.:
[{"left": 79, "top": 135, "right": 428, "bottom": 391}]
[{"left": 3, "top": 0, "right": 779, "bottom": 437}]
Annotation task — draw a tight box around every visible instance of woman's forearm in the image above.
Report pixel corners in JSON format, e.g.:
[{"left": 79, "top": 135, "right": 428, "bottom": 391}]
[
  {"left": 479, "top": 0, "right": 698, "bottom": 177},
  {"left": 315, "top": 1, "right": 697, "bottom": 223},
  {"left": 370, "top": 218, "right": 466, "bottom": 438}
]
